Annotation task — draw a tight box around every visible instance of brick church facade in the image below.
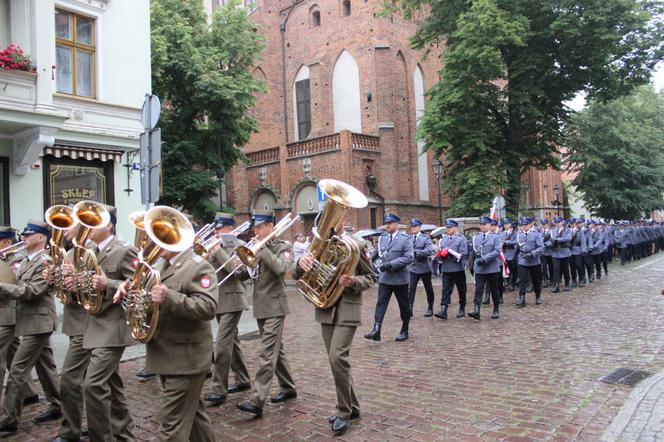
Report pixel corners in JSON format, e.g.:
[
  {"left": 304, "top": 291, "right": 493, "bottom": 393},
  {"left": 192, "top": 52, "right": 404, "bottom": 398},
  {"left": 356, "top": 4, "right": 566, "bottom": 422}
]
[{"left": 209, "top": 0, "right": 566, "bottom": 234}]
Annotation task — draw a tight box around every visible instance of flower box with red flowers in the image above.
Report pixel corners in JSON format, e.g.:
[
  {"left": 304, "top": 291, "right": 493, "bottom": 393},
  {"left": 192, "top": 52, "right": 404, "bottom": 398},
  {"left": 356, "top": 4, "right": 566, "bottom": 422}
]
[{"left": 0, "top": 44, "right": 37, "bottom": 73}]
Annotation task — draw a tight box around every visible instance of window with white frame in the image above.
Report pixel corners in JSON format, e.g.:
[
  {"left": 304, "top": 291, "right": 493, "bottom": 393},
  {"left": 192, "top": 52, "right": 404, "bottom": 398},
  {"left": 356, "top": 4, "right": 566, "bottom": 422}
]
[{"left": 55, "top": 9, "right": 96, "bottom": 98}]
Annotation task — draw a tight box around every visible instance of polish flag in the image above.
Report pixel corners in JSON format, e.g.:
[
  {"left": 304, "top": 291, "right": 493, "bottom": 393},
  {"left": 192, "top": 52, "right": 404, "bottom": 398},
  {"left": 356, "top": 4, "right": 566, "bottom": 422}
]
[{"left": 500, "top": 252, "right": 510, "bottom": 277}]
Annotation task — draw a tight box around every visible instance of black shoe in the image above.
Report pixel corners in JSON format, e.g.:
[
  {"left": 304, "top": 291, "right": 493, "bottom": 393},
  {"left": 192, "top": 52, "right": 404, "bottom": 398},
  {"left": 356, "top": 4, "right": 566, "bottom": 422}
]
[
  {"left": 526, "top": 285, "right": 533, "bottom": 293},
  {"left": 542, "top": 280, "right": 549, "bottom": 288},
  {"left": 22, "top": 394, "right": 39, "bottom": 405},
  {"left": 328, "top": 410, "right": 360, "bottom": 423},
  {"left": 571, "top": 280, "right": 578, "bottom": 288},
  {"left": 33, "top": 409, "right": 62, "bottom": 424},
  {"left": 331, "top": 416, "right": 349, "bottom": 434},
  {"left": 515, "top": 294, "right": 526, "bottom": 308},
  {"left": 499, "top": 295, "right": 504, "bottom": 304},
  {"left": 456, "top": 307, "right": 465, "bottom": 318},
  {"left": 270, "top": 390, "right": 297, "bottom": 403},
  {"left": 552, "top": 284, "right": 560, "bottom": 293},
  {"left": 236, "top": 401, "right": 262, "bottom": 417},
  {"left": 51, "top": 437, "right": 80, "bottom": 442},
  {"left": 435, "top": 305, "right": 448, "bottom": 320},
  {"left": 482, "top": 300, "right": 490, "bottom": 305},
  {"left": 424, "top": 308, "right": 433, "bottom": 317},
  {"left": 579, "top": 279, "right": 586, "bottom": 287},
  {"left": 508, "top": 285, "right": 516, "bottom": 292},
  {"left": 227, "top": 383, "right": 251, "bottom": 394},
  {"left": 204, "top": 393, "right": 226, "bottom": 405},
  {"left": 468, "top": 305, "right": 480, "bottom": 320},
  {"left": 0, "top": 424, "right": 17, "bottom": 437},
  {"left": 535, "top": 294, "right": 541, "bottom": 305},
  {"left": 364, "top": 323, "right": 381, "bottom": 341},
  {"left": 491, "top": 309, "right": 500, "bottom": 319},
  {"left": 395, "top": 331, "right": 409, "bottom": 342},
  {"left": 563, "top": 285, "right": 571, "bottom": 292},
  {"left": 136, "top": 368, "right": 155, "bottom": 379}
]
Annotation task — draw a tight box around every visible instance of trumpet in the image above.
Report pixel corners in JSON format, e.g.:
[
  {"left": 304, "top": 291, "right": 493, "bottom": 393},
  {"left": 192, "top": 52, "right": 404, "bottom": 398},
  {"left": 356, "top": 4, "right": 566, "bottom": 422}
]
[
  {"left": 216, "top": 213, "right": 300, "bottom": 287},
  {"left": 0, "top": 241, "right": 25, "bottom": 261},
  {"left": 193, "top": 220, "right": 251, "bottom": 259}
]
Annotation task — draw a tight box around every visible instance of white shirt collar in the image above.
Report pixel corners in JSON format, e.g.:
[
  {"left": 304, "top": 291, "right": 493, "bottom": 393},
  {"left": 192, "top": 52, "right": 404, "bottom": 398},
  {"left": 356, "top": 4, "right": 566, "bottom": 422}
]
[
  {"left": 27, "top": 248, "right": 45, "bottom": 261},
  {"left": 95, "top": 235, "right": 114, "bottom": 252}
]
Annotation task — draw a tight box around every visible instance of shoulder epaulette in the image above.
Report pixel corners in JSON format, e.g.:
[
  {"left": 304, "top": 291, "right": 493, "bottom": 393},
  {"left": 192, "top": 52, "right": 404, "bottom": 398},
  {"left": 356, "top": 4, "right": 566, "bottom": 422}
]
[{"left": 192, "top": 254, "right": 204, "bottom": 263}]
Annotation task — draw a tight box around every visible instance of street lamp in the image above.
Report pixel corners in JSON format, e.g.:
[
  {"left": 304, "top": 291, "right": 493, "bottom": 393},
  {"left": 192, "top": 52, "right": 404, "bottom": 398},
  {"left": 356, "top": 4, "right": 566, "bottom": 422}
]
[
  {"left": 431, "top": 159, "right": 443, "bottom": 226},
  {"left": 552, "top": 183, "right": 561, "bottom": 217}
]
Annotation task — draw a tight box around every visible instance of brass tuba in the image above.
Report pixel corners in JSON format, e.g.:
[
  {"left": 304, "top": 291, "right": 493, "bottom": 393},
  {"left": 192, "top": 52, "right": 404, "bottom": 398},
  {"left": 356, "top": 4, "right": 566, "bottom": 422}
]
[
  {"left": 296, "top": 179, "right": 368, "bottom": 308},
  {"left": 129, "top": 211, "right": 147, "bottom": 249},
  {"left": 124, "top": 206, "right": 195, "bottom": 343},
  {"left": 45, "top": 205, "right": 79, "bottom": 304},
  {"left": 71, "top": 201, "right": 110, "bottom": 314}
]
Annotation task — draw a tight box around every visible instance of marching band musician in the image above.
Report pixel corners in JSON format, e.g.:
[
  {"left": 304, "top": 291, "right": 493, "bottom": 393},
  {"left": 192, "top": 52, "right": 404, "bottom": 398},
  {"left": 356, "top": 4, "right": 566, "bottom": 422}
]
[
  {"left": 77, "top": 206, "right": 137, "bottom": 442},
  {"left": 0, "top": 221, "right": 61, "bottom": 437},
  {"left": 407, "top": 219, "right": 435, "bottom": 317},
  {"left": 515, "top": 217, "right": 544, "bottom": 307},
  {"left": 0, "top": 226, "right": 38, "bottom": 407},
  {"left": 364, "top": 213, "right": 414, "bottom": 342},
  {"left": 204, "top": 213, "right": 251, "bottom": 406},
  {"left": 48, "top": 224, "right": 89, "bottom": 442},
  {"left": 435, "top": 219, "right": 468, "bottom": 320},
  {"left": 114, "top": 226, "right": 218, "bottom": 441},
  {"left": 468, "top": 216, "right": 502, "bottom": 320},
  {"left": 293, "top": 217, "right": 376, "bottom": 435},
  {"left": 236, "top": 210, "right": 297, "bottom": 418}
]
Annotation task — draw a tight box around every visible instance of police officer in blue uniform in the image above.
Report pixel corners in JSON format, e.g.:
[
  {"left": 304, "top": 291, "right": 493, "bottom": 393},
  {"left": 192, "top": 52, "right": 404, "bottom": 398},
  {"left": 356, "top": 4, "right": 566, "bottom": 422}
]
[
  {"left": 502, "top": 218, "right": 519, "bottom": 292},
  {"left": 468, "top": 216, "right": 502, "bottom": 320},
  {"left": 436, "top": 219, "right": 468, "bottom": 319},
  {"left": 540, "top": 220, "right": 553, "bottom": 288},
  {"left": 515, "top": 217, "right": 545, "bottom": 307},
  {"left": 548, "top": 216, "right": 572, "bottom": 293},
  {"left": 365, "top": 214, "right": 414, "bottom": 342},
  {"left": 407, "top": 219, "right": 435, "bottom": 317},
  {"left": 570, "top": 219, "right": 587, "bottom": 287}
]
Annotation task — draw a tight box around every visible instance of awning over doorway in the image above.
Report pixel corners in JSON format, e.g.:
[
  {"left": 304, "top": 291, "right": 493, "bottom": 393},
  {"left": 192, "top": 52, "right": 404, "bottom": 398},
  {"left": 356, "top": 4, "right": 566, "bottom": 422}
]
[{"left": 45, "top": 140, "right": 125, "bottom": 163}]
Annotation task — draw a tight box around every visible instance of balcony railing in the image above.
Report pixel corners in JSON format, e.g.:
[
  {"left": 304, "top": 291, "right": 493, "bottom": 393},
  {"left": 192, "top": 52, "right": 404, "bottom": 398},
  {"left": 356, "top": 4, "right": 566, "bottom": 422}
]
[
  {"left": 287, "top": 133, "right": 340, "bottom": 158},
  {"left": 351, "top": 132, "right": 379, "bottom": 152},
  {"left": 246, "top": 146, "right": 280, "bottom": 166}
]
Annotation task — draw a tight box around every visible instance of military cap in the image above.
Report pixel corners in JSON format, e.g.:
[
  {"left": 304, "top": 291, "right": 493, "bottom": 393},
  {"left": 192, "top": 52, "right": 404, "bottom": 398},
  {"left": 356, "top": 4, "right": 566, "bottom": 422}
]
[
  {"left": 215, "top": 212, "right": 235, "bottom": 228},
  {"left": 0, "top": 226, "right": 16, "bottom": 241},
  {"left": 446, "top": 219, "right": 459, "bottom": 227},
  {"left": 384, "top": 213, "right": 401, "bottom": 223},
  {"left": 410, "top": 218, "right": 422, "bottom": 227},
  {"left": 479, "top": 216, "right": 492, "bottom": 224},
  {"left": 21, "top": 220, "right": 50, "bottom": 237},
  {"left": 251, "top": 210, "right": 275, "bottom": 226}
]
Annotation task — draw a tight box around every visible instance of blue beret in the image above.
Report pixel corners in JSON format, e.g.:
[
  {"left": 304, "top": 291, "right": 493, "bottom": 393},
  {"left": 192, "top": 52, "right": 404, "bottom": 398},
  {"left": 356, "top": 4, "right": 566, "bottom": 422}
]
[
  {"left": 410, "top": 218, "right": 422, "bottom": 227},
  {"left": 520, "top": 217, "right": 534, "bottom": 225},
  {"left": 498, "top": 222, "right": 504, "bottom": 228},
  {"left": 540, "top": 219, "right": 549, "bottom": 225},
  {"left": 490, "top": 219, "right": 498, "bottom": 226},
  {"left": 446, "top": 219, "right": 458, "bottom": 227},
  {"left": 479, "top": 216, "right": 492, "bottom": 224},
  {"left": 503, "top": 217, "right": 514, "bottom": 224},
  {"left": 553, "top": 216, "right": 564, "bottom": 223},
  {"left": 384, "top": 213, "right": 401, "bottom": 223}
]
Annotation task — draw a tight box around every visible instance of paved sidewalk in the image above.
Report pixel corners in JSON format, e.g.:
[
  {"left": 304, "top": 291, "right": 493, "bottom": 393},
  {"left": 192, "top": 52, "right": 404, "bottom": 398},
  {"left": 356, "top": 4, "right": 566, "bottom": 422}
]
[{"left": 5, "top": 253, "right": 664, "bottom": 441}]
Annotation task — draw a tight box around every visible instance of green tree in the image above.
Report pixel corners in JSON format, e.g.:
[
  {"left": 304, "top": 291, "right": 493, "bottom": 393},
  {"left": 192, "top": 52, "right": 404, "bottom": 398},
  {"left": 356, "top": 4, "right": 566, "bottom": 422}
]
[
  {"left": 565, "top": 85, "right": 664, "bottom": 220},
  {"left": 151, "top": 0, "right": 265, "bottom": 220},
  {"left": 392, "top": 0, "right": 663, "bottom": 217}
]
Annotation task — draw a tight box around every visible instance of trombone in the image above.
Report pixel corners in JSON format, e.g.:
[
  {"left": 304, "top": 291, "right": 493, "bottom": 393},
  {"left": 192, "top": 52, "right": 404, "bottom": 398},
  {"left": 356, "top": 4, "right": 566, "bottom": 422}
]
[
  {"left": 216, "top": 213, "right": 300, "bottom": 287},
  {"left": 193, "top": 220, "right": 251, "bottom": 259}
]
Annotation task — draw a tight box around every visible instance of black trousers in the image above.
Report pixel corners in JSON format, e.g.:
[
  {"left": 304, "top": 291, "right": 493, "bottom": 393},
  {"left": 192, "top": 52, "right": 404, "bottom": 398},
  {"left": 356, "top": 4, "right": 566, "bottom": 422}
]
[
  {"left": 601, "top": 251, "right": 609, "bottom": 273},
  {"left": 518, "top": 264, "right": 541, "bottom": 296},
  {"left": 592, "top": 254, "right": 603, "bottom": 277},
  {"left": 569, "top": 255, "right": 578, "bottom": 282},
  {"left": 441, "top": 271, "right": 467, "bottom": 307},
  {"left": 619, "top": 247, "right": 628, "bottom": 264},
  {"left": 573, "top": 254, "right": 586, "bottom": 282},
  {"left": 552, "top": 257, "right": 570, "bottom": 286},
  {"left": 506, "top": 259, "right": 518, "bottom": 287},
  {"left": 473, "top": 272, "right": 500, "bottom": 307},
  {"left": 408, "top": 272, "right": 435, "bottom": 311},
  {"left": 374, "top": 283, "right": 410, "bottom": 324},
  {"left": 584, "top": 254, "right": 595, "bottom": 278},
  {"left": 542, "top": 256, "right": 553, "bottom": 281}
]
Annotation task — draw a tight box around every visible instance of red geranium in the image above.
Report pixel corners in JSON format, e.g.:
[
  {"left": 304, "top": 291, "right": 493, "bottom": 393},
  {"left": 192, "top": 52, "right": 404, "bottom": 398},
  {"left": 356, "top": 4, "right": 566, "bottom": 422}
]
[{"left": 0, "top": 44, "right": 35, "bottom": 73}]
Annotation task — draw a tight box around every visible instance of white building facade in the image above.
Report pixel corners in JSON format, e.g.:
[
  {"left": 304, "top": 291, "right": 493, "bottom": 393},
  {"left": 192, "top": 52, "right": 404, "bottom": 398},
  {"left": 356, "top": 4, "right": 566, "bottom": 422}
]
[{"left": 0, "top": 0, "right": 150, "bottom": 240}]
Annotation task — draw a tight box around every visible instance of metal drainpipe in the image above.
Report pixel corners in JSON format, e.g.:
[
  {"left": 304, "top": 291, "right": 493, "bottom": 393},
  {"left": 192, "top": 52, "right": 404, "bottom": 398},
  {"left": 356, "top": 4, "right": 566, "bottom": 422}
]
[{"left": 280, "top": 0, "right": 298, "bottom": 144}]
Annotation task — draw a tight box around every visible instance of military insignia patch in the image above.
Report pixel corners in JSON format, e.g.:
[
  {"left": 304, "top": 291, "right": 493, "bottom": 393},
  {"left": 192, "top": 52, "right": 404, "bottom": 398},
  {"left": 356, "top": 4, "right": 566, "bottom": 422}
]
[
  {"left": 281, "top": 250, "right": 292, "bottom": 261},
  {"left": 200, "top": 276, "right": 212, "bottom": 288},
  {"left": 11, "top": 262, "right": 20, "bottom": 271},
  {"left": 131, "top": 258, "right": 139, "bottom": 269}
]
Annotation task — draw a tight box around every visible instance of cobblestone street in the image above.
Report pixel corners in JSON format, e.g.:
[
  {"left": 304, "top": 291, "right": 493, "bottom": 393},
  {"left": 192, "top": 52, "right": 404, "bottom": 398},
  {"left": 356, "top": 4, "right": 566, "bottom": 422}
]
[{"left": 7, "top": 253, "right": 664, "bottom": 441}]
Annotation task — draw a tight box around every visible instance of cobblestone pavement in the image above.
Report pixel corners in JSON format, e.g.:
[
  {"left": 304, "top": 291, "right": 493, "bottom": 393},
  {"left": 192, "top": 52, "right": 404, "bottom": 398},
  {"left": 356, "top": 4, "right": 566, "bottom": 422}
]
[{"left": 6, "top": 253, "right": 664, "bottom": 441}]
